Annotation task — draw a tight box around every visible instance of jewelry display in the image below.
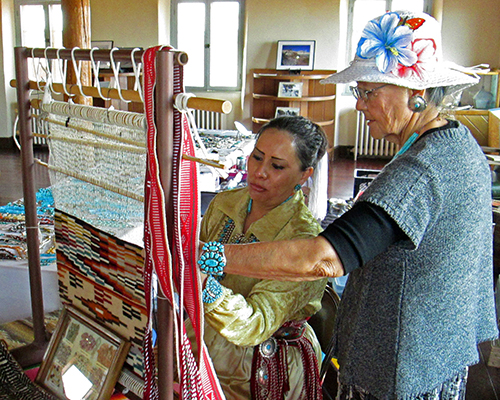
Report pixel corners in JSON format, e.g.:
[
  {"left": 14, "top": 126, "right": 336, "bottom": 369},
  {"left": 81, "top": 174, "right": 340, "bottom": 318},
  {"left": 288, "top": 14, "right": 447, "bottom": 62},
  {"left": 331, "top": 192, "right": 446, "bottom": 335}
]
[{"left": 0, "top": 187, "right": 56, "bottom": 263}]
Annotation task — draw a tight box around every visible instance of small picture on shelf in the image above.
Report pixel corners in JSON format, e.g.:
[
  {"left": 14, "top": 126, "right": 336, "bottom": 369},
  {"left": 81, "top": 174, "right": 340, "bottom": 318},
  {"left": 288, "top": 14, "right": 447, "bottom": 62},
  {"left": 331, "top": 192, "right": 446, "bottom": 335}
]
[
  {"left": 275, "top": 107, "right": 300, "bottom": 117},
  {"left": 278, "top": 82, "right": 303, "bottom": 98},
  {"left": 276, "top": 40, "right": 315, "bottom": 70}
]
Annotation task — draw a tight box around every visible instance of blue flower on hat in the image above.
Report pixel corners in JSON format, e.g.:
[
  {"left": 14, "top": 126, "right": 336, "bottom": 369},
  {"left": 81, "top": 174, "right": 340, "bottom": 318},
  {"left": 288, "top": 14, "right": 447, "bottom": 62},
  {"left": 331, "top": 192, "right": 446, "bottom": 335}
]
[{"left": 357, "top": 12, "right": 418, "bottom": 74}]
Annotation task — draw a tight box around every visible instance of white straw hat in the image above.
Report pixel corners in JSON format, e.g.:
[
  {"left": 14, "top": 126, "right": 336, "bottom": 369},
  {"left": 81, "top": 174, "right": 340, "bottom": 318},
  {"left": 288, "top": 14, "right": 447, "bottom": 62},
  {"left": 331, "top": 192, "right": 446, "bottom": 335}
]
[{"left": 322, "top": 10, "right": 479, "bottom": 94}]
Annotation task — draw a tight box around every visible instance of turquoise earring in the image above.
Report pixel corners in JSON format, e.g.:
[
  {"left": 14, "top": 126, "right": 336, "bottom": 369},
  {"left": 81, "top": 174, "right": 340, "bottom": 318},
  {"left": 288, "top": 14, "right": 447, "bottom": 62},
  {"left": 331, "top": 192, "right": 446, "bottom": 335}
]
[{"left": 295, "top": 184, "right": 302, "bottom": 191}]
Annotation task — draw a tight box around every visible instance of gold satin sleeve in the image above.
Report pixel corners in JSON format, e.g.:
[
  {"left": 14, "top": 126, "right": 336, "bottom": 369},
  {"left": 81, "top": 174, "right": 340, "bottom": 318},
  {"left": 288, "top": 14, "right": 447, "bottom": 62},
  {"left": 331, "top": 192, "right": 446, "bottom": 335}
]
[{"left": 200, "top": 188, "right": 327, "bottom": 347}]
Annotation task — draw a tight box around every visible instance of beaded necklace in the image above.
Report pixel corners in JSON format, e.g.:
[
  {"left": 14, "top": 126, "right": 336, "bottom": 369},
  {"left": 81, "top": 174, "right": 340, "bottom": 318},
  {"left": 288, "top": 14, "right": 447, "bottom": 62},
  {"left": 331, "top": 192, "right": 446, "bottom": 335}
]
[{"left": 219, "top": 216, "right": 258, "bottom": 244}]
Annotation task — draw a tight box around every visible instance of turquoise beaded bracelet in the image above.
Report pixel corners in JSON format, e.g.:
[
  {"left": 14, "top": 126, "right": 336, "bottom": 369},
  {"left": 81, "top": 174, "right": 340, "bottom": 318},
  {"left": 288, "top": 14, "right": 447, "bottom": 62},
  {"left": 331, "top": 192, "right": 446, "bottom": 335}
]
[
  {"left": 202, "top": 274, "right": 223, "bottom": 304},
  {"left": 198, "top": 241, "right": 226, "bottom": 276}
]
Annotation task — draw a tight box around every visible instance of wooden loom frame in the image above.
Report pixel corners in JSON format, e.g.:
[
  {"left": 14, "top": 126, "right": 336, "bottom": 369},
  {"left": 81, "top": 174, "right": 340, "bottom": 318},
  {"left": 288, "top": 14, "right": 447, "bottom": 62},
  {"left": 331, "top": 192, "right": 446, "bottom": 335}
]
[{"left": 13, "top": 46, "right": 231, "bottom": 400}]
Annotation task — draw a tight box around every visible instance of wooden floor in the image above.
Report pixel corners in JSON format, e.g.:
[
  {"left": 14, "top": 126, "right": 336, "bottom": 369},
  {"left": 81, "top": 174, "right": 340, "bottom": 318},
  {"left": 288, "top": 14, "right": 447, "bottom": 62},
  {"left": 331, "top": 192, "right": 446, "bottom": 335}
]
[
  {"left": 327, "top": 157, "right": 387, "bottom": 199},
  {"left": 1, "top": 147, "right": 499, "bottom": 398},
  {"left": 0, "top": 147, "right": 50, "bottom": 206}
]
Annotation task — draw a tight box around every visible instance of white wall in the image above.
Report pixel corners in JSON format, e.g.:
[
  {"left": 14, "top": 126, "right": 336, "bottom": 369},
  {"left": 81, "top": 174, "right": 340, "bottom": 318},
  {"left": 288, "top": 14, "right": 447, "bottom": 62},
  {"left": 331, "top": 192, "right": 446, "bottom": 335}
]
[
  {"left": 90, "top": 0, "right": 160, "bottom": 48},
  {"left": 441, "top": 0, "right": 500, "bottom": 68}
]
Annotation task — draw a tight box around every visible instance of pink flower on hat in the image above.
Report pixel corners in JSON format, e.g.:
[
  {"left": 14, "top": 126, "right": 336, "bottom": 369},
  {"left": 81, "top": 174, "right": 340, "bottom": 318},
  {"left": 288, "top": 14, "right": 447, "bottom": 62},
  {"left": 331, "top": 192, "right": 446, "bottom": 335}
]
[
  {"left": 357, "top": 12, "right": 418, "bottom": 74},
  {"left": 396, "top": 38, "right": 437, "bottom": 79}
]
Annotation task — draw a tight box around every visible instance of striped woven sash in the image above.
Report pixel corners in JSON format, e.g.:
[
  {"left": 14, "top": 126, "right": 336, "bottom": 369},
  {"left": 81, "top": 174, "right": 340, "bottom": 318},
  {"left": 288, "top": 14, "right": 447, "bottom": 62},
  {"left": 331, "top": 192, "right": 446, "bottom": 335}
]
[{"left": 143, "top": 46, "right": 225, "bottom": 400}]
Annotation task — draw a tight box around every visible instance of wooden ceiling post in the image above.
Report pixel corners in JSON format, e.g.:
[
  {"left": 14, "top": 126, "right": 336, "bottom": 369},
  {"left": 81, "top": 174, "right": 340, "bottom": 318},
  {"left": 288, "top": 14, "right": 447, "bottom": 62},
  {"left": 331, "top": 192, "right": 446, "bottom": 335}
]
[{"left": 61, "top": 0, "right": 92, "bottom": 105}]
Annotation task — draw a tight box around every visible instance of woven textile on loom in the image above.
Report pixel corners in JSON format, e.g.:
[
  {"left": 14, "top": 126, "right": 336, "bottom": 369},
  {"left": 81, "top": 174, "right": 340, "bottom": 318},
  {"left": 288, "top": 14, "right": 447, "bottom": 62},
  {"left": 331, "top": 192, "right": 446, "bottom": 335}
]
[
  {"left": 41, "top": 100, "right": 146, "bottom": 240},
  {"left": 39, "top": 99, "right": 148, "bottom": 384}
]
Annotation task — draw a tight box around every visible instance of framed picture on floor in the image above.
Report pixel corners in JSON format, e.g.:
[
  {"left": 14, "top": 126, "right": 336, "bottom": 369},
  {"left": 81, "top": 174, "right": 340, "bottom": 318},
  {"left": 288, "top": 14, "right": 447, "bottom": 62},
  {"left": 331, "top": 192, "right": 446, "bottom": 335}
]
[{"left": 35, "top": 305, "right": 130, "bottom": 400}]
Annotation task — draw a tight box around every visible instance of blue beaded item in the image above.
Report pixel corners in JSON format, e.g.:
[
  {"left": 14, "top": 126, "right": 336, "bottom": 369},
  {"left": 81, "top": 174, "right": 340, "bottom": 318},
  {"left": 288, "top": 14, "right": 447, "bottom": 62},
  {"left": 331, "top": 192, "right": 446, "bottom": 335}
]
[
  {"left": 198, "top": 241, "right": 226, "bottom": 276},
  {"left": 202, "top": 275, "right": 224, "bottom": 303}
]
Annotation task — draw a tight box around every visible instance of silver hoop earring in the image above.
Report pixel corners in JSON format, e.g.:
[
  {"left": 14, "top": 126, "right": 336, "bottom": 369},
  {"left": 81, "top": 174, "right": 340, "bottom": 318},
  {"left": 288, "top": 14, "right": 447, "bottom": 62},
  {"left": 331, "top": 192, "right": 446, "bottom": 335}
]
[{"left": 408, "top": 95, "right": 427, "bottom": 112}]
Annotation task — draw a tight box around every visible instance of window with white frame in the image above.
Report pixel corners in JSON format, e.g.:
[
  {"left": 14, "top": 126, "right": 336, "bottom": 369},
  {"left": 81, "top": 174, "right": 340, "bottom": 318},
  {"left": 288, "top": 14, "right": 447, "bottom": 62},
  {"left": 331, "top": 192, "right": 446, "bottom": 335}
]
[
  {"left": 15, "top": 0, "right": 62, "bottom": 48},
  {"left": 15, "top": 0, "right": 63, "bottom": 81},
  {"left": 347, "top": 0, "right": 433, "bottom": 65},
  {"left": 172, "top": 0, "right": 244, "bottom": 91}
]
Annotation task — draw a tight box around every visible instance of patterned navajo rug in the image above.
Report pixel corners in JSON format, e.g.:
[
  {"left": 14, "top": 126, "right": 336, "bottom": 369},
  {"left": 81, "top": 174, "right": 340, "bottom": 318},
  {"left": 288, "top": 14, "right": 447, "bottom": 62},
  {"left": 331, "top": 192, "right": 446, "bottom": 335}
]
[{"left": 54, "top": 209, "right": 147, "bottom": 379}]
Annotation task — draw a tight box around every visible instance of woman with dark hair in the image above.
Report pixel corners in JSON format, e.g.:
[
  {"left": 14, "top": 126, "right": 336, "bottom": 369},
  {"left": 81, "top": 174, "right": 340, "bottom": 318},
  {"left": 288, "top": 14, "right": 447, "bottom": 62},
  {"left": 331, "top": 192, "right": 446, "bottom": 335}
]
[
  {"left": 196, "top": 115, "right": 328, "bottom": 399},
  {"left": 199, "top": 11, "right": 499, "bottom": 400}
]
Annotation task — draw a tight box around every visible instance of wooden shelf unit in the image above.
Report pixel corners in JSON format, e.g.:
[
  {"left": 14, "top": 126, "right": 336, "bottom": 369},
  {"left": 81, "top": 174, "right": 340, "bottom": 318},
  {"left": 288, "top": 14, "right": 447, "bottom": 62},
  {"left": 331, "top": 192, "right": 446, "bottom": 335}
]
[
  {"left": 251, "top": 69, "right": 336, "bottom": 148},
  {"left": 455, "top": 69, "right": 499, "bottom": 147}
]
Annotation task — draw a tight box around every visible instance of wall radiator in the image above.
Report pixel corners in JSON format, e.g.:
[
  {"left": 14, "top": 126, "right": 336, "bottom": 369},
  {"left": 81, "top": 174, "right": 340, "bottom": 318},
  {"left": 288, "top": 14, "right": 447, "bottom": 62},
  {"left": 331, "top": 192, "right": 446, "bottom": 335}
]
[
  {"left": 192, "top": 109, "right": 226, "bottom": 130},
  {"left": 354, "top": 111, "right": 398, "bottom": 160}
]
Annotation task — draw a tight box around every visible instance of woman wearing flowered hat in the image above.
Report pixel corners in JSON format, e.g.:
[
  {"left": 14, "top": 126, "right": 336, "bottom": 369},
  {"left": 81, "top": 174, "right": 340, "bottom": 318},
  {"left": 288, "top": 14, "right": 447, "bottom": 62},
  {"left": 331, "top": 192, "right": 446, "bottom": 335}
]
[{"left": 198, "top": 10, "right": 499, "bottom": 399}]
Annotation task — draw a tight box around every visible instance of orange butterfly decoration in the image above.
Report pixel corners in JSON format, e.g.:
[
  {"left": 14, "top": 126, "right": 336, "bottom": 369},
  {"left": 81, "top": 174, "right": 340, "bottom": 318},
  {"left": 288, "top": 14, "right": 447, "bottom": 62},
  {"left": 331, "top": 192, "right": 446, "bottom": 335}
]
[{"left": 404, "top": 17, "right": 425, "bottom": 30}]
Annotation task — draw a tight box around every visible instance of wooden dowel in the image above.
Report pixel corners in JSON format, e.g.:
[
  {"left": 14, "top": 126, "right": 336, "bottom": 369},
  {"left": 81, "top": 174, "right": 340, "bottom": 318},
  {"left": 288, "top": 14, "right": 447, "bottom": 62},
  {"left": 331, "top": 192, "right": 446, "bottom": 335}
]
[
  {"left": 182, "top": 154, "right": 225, "bottom": 169},
  {"left": 32, "top": 113, "right": 147, "bottom": 147},
  {"left": 34, "top": 159, "right": 144, "bottom": 202},
  {"left": 173, "top": 94, "right": 232, "bottom": 114},
  {"left": 11, "top": 79, "right": 142, "bottom": 103},
  {"left": 16, "top": 80, "right": 232, "bottom": 114}
]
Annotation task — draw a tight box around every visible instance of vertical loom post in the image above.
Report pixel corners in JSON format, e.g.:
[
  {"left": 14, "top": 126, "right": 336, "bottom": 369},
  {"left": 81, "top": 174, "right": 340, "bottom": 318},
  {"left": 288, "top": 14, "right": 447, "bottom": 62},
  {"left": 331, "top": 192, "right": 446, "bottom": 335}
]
[
  {"left": 11, "top": 47, "right": 49, "bottom": 366},
  {"left": 155, "top": 49, "right": 175, "bottom": 400}
]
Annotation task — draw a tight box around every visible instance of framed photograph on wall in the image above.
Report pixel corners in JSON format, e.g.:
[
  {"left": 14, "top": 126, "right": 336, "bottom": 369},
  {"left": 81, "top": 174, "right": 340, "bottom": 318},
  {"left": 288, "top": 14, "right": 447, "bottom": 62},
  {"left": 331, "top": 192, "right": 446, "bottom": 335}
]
[
  {"left": 275, "top": 107, "right": 300, "bottom": 117},
  {"left": 277, "top": 82, "right": 303, "bottom": 98},
  {"left": 36, "top": 305, "right": 130, "bottom": 400},
  {"left": 276, "top": 40, "right": 316, "bottom": 71},
  {"left": 91, "top": 40, "right": 114, "bottom": 50}
]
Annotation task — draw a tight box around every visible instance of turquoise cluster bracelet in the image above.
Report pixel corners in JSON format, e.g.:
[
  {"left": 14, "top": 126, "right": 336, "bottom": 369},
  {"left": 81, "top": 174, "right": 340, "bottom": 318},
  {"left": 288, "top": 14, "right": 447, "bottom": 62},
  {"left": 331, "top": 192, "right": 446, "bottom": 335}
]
[
  {"left": 198, "top": 241, "right": 226, "bottom": 276},
  {"left": 202, "top": 275, "right": 223, "bottom": 304}
]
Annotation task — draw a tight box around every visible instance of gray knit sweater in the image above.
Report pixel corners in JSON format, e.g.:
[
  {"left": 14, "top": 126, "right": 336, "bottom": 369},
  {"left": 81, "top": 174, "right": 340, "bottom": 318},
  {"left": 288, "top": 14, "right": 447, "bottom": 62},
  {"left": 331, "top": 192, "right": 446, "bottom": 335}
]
[{"left": 334, "top": 120, "right": 499, "bottom": 399}]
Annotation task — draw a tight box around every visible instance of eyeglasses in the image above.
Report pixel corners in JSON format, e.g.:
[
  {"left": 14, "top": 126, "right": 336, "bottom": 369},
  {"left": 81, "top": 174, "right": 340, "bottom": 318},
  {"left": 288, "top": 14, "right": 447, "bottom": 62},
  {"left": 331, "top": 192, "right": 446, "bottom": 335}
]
[{"left": 350, "top": 84, "right": 389, "bottom": 101}]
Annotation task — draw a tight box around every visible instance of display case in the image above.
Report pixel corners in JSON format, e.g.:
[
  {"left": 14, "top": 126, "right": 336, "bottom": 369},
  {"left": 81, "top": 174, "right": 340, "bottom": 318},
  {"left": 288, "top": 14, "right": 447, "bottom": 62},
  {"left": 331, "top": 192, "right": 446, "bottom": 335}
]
[
  {"left": 455, "top": 69, "right": 500, "bottom": 146},
  {"left": 251, "top": 69, "right": 336, "bottom": 150}
]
